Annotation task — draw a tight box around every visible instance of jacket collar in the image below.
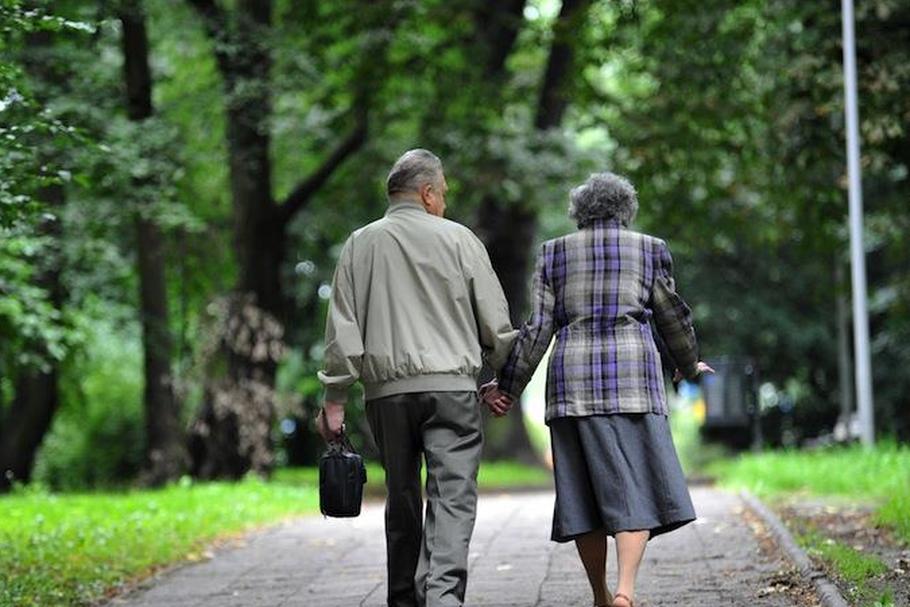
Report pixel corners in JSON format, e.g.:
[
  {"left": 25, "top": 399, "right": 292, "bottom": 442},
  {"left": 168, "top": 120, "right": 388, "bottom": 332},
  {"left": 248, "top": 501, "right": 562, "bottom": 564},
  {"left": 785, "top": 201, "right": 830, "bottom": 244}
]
[
  {"left": 584, "top": 217, "right": 624, "bottom": 229},
  {"left": 386, "top": 197, "right": 427, "bottom": 216}
]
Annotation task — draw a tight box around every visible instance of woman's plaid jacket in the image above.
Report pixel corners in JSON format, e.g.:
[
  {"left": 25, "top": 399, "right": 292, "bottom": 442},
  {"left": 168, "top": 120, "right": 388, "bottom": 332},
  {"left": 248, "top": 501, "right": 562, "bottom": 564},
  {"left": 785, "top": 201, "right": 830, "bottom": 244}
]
[{"left": 497, "top": 219, "right": 699, "bottom": 422}]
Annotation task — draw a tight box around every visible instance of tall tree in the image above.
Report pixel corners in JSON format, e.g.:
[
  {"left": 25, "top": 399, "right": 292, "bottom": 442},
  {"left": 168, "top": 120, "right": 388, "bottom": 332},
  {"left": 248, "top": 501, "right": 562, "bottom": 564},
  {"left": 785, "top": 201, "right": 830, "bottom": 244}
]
[
  {"left": 118, "top": 0, "right": 189, "bottom": 485},
  {"left": 183, "top": 0, "right": 389, "bottom": 478},
  {"left": 0, "top": 23, "right": 67, "bottom": 491}
]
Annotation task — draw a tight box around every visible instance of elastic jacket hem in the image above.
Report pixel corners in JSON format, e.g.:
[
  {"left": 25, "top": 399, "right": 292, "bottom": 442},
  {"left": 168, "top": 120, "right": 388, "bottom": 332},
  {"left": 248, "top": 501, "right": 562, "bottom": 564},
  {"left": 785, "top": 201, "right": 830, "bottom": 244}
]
[{"left": 364, "top": 373, "right": 477, "bottom": 401}]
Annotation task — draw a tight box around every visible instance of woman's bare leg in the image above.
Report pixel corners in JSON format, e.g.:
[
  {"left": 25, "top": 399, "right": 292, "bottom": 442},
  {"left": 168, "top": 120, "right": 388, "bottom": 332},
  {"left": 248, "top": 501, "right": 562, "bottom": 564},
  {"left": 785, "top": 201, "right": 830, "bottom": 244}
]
[
  {"left": 612, "top": 530, "right": 650, "bottom": 606},
  {"left": 574, "top": 531, "right": 612, "bottom": 606}
]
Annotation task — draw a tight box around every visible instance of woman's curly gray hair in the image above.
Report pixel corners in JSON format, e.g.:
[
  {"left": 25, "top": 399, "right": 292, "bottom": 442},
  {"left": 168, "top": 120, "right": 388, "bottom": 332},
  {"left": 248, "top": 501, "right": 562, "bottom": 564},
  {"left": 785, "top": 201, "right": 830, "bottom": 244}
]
[{"left": 568, "top": 172, "right": 638, "bottom": 228}]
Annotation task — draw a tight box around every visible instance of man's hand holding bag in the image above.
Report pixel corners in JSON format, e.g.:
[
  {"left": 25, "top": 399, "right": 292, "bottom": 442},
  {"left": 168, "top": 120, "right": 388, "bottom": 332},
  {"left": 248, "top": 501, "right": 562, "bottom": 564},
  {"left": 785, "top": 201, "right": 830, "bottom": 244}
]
[{"left": 316, "top": 404, "right": 367, "bottom": 518}]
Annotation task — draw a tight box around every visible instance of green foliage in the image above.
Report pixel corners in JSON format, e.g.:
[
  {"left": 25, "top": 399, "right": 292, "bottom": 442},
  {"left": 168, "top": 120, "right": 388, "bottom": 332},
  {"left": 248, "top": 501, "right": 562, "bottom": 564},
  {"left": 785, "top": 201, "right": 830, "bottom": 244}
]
[
  {"left": 0, "top": 231, "right": 73, "bottom": 374},
  {"left": 2, "top": 0, "right": 909, "bottom": 500},
  {"left": 31, "top": 309, "right": 145, "bottom": 491},
  {"left": 0, "top": 3, "right": 120, "bottom": 405},
  {"left": 594, "top": 0, "right": 910, "bottom": 438},
  {"left": 0, "top": 0, "right": 91, "bottom": 228},
  {"left": 0, "top": 2, "right": 96, "bottom": 387}
]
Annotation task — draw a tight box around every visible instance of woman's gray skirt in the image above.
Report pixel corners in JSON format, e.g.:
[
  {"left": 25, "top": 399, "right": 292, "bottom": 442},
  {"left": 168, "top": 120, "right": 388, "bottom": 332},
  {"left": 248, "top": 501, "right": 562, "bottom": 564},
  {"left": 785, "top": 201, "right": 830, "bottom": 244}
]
[{"left": 549, "top": 412, "right": 696, "bottom": 543}]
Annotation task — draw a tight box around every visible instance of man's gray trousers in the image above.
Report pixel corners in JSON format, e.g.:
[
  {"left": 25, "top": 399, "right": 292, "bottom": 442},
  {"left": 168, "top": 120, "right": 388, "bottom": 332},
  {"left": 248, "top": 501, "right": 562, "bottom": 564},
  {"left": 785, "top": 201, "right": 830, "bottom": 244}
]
[{"left": 365, "top": 391, "right": 482, "bottom": 607}]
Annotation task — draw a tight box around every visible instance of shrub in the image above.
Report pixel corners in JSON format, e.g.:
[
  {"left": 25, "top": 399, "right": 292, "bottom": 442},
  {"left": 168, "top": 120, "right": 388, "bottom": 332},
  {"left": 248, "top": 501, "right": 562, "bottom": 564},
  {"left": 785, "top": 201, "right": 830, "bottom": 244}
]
[{"left": 32, "top": 317, "right": 145, "bottom": 490}]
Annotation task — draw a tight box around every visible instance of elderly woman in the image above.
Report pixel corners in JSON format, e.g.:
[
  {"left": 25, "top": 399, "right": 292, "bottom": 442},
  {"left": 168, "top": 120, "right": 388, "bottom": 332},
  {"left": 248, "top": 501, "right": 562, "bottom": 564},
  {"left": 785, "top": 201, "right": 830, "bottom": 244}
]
[{"left": 487, "top": 172, "right": 712, "bottom": 607}]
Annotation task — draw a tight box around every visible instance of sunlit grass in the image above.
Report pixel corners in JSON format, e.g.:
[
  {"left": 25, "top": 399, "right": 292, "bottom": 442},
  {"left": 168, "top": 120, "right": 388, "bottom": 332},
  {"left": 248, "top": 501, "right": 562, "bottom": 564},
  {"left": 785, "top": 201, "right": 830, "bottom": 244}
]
[
  {"left": 706, "top": 440, "right": 910, "bottom": 543},
  {"left": 707, "top": 441, "right": 908, "bottom": 605},
  {"left": 0, "top": 476, "right": 318, "bottom": 607}
]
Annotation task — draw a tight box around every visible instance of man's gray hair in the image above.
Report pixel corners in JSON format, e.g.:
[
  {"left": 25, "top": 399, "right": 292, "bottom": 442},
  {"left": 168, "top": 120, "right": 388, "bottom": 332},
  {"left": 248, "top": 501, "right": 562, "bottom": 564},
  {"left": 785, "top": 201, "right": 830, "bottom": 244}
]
[
  {"left": 568, "top": 172, "right": 639, "bottom": 228},
  {"left": 386, "top": 149, "right": 444, "bottom": 196}
]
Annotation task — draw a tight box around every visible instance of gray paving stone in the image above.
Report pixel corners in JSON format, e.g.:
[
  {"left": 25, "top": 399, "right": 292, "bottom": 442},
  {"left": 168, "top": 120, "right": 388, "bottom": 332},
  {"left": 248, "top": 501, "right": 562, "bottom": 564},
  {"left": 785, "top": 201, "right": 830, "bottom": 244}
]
[{"left": 108, "top": 487, "right": 803, "bottom": 606}]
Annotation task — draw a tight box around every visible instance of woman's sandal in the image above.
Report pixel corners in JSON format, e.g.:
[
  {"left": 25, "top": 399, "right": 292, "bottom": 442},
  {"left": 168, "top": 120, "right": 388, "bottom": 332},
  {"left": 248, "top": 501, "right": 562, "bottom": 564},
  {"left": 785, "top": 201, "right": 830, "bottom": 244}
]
[{"left": 611, "top": 592, "right": 634, "bottom": 607}]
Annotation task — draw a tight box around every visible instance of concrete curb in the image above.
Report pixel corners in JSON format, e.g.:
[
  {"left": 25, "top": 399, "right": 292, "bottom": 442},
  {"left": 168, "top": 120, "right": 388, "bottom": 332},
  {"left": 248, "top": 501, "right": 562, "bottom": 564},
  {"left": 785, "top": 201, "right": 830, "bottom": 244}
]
[{"left": 739, "top": 490, "right": 851, "bottom": 607}]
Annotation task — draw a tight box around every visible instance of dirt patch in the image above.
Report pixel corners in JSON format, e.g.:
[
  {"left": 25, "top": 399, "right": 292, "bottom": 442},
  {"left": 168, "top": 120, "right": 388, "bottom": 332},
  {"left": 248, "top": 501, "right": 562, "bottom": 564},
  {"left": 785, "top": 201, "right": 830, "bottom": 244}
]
[
  {"left": 740, "top": 505, "right": 823, "bottom": 606},
  {"left": 775, "top": 498, "right": 910, "bottom": 606}
]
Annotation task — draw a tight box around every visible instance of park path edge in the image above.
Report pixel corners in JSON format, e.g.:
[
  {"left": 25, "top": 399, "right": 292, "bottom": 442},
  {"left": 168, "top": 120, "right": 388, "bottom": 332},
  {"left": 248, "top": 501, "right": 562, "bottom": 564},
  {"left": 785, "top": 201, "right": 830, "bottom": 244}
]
[{"left": 740, "top": 489, "right": 851, "bottom": 607}]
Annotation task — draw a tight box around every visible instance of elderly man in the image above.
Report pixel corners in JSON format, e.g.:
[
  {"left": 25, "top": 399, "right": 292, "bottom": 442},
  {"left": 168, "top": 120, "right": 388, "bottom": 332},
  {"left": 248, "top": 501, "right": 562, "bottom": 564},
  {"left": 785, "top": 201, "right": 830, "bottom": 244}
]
[{"left": 316, "top": 149, "right": 517, "bottom": 607}]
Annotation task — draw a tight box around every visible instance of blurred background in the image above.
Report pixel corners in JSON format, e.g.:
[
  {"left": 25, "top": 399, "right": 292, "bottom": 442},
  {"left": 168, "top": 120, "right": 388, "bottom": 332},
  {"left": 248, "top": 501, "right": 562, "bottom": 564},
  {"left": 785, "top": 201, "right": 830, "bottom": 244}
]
[
  {"left": 4, "top": 2, "right": 910, "bottom": 605},
  {"left": 2, "top": 0, "right": 909, "bottom": 489}
]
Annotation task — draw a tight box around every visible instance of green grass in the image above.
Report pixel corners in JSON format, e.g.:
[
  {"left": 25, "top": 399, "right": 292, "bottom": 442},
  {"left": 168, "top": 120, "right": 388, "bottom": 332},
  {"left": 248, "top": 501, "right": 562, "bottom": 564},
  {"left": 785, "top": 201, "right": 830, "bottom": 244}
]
[
  {"left": 1, "top": 460, "right": 549, "bottom": 607},
  {"left": 798, "top": 527, "right": 888, "bottom": 585},
  {"left": 477, "top": 460, "right": 551, "bottom": 488},
  {"left": 0, "top": 476, "right": 318, "bottom": 607},
  {"left": 797, "top": 526, "right": 889, "bottom": 603},
  {"left": 272, "top": 460, "right": 552, "bottom": 492},
  {"left": 706, "top": 440, "right": 910, "bottom": 543},
  {"left": 272, "top": 461, "right": 386, "bottom": 493}
]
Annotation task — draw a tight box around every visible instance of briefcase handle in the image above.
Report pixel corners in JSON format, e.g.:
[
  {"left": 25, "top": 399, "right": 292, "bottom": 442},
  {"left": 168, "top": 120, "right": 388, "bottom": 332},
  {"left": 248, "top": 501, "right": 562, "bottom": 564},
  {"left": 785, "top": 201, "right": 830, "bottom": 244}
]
[{"left": 320, "top": 409, "right": 356, "bottom": 453}]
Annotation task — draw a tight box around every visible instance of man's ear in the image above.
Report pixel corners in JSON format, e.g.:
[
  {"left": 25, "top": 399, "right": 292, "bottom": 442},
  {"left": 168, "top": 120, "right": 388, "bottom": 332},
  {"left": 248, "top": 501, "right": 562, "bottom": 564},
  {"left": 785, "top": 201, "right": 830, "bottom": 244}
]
[{"left": 418, "top": 183, "right": 433, "bottom": 211}]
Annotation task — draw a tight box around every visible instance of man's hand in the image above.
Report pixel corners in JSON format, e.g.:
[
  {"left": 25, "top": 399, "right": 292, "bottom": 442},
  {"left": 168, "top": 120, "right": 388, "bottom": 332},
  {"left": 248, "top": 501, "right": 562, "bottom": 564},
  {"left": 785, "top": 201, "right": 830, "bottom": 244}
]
[
  {"left": 316, "top": 401, "right": 345, "bottom": 443},
  {"left": 672, "top": 361, "right": 716, "bottom": 383},
  {"left": 480, "top": 380, "right": 513, "bottom": 417}
]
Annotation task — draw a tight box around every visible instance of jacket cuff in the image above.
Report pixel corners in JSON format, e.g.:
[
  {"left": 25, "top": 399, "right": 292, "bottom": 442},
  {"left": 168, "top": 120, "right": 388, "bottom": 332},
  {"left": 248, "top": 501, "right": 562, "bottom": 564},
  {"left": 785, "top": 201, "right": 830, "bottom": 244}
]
[
  {"left": 497, "top": 379, "right": 521, "bottom": 401},
  {"left": 324, "top": 385, "right": 349, "bottom": 403},
  {"left": 681, "top": 360, "right": 699, "bottom": 381}
]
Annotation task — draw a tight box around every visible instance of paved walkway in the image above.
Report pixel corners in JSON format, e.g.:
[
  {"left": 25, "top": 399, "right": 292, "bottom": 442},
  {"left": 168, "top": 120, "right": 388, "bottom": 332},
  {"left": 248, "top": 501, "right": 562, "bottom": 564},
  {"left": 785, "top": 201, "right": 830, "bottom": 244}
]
[{"left": 110, "top": 487, "right": 804, "bottom": 606}]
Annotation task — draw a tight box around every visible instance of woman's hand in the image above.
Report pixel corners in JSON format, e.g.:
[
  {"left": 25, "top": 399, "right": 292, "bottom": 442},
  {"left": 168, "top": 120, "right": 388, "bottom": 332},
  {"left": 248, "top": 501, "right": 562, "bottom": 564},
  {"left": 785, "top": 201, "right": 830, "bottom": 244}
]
[
  {"left": 695, "top": 361, "right": 715, "bottom": 375},
  {"left": 672, "top": 361, "right": 716, "bottom": 383}
]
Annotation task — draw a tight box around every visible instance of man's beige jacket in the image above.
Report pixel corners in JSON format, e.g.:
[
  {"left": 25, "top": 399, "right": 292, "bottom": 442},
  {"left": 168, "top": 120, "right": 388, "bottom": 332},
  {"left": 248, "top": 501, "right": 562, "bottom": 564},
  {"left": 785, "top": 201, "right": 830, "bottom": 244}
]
[{"left": 318, "top": 199, "right": 517, "bottom": 403}]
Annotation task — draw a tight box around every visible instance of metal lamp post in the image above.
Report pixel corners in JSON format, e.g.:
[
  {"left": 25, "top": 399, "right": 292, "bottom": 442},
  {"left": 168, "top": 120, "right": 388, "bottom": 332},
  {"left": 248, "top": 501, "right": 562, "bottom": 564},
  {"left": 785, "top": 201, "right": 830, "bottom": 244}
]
[{"left": 841, "top": 0, "right": 875, "bottom": 445}]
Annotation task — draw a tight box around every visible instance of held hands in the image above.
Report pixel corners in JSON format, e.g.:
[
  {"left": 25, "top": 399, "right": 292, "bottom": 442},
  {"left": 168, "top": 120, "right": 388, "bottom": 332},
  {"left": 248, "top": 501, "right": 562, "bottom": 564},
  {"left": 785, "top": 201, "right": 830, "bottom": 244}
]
[
  {"left": 479, "top": 380, "right": 514, "bottom": 417},
  {"left": 672, "top": 361, "right": 716, "bottom": 383},
  {"left": 316, "top": 400, "right": 346, "bottom": 443}
]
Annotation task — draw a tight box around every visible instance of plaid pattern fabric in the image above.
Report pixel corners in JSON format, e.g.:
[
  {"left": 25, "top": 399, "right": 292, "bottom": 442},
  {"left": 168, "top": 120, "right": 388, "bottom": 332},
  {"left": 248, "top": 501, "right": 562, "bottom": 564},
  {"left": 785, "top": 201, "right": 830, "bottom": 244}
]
[{"left": 498, "top": 219, "right": 699, "bottom": 422}]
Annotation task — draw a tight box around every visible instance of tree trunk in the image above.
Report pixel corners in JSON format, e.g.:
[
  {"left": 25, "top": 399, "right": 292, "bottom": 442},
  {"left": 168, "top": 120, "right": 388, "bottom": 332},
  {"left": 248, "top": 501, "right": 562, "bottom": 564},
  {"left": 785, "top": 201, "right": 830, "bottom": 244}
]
[
  {"left": 0, "top": 370, "right": 60, "bottom": 490},
  {"left": 183, "top": 0, "right": 284, "bottom": 479},
  {"left": 533, "top": 0, "right": 591, "bottom": 131},
  {"left": 474, "top": 0, "right": 526, "bottom": 82},
  {"left": 119, "top": 0, "right": 189, "bottom": 486},
  {"left": 0, "top": 185, "right": 64, "bottom": 491},
  {"left": 478, "top": 0, "right": 593, "bottom": 462}
]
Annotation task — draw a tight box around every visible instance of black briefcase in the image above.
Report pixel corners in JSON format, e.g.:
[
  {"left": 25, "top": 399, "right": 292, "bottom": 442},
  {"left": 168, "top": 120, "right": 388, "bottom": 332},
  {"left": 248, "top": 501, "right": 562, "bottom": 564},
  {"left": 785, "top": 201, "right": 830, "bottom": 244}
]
[{"left": 318, "top": 429, "right": 367, "bottom": 518}]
